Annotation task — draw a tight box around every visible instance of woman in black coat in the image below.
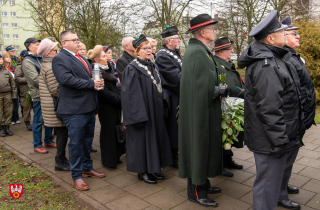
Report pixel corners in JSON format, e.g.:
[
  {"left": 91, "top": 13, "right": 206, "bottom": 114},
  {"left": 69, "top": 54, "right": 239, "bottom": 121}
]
[{"left": 88, "top": 45, "right": 125, "bottom": 168}]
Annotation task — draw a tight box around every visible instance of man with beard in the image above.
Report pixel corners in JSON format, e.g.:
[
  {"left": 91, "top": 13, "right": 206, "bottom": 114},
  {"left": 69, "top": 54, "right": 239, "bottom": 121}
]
[
  {"left": 238, "top": 10, "right": 303, "bottom": 210},
  {"left": 155, "top": 25, "right": 182, "bottom": 169}
]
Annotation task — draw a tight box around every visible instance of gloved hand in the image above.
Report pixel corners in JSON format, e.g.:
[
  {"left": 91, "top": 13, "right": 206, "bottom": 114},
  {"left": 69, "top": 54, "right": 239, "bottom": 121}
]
[
  {"left": 270, "top": 144, "right": 286, "bottom": 159},
  {"left": 132, "top": 122, "right": 145, "bottom": 130},
  {"left": 216, "top": 85, "right": 229, "bottom": 97},
  {"left": 164, "top": 102, "right": 169, "bottom": 119}
]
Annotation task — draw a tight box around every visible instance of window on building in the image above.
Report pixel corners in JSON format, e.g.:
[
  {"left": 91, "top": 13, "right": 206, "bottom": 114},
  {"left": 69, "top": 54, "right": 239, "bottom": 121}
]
[
  {"left": 1, "top": 12, "right": 7, "bottom": 16},
  {"left": 11, "top": 12, "right": 16, "bottom": 16},
  {"left": 4, "top": 35, "right": 10, "bottom": 39},
  {"left": 12, "top": 23, "right": 18, "bottom": 28},
  {"left": 3, "top": 23, "right": 9, "bottom": 28},
  {"left": 10, "top": 1, "right": 15, "bottom": 5},
  {"left": 13, "top": 34, "right": 18, "bottom": 39},
  {"left": 0, "top": 1, "right": 6, "bottom": 5},
  {"left": 14, "top": 46, "right": 20, "bottom": 50}
]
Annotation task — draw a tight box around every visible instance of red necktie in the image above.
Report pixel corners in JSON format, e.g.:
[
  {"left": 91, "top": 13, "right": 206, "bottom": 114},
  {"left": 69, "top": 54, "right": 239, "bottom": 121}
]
[{"left": 75, "top": 54, "right": 91, "bottom": 75}]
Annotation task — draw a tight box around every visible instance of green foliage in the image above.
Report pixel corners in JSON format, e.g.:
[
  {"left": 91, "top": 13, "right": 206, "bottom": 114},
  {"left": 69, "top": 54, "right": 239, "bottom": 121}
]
[
  {"left": 219, "top": 73, "right": 227, "bottom": 85},
  {"left": 295, "top": 20, "right": 320, "bottom": 104}
]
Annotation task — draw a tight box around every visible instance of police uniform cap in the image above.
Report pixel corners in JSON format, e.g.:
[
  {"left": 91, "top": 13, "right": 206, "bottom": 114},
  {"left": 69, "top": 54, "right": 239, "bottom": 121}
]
[
  {"left": 132, "top": 34, "right": 148, "bottom": 49},
  {"left": 161, "top": 25, "right": 179, "bottom": 38},
  {"left": 6, "top": 45, "right": 15, "bottom": 51},
  {"left": 281, "top": 16, "right": 299, "bottom": 31},
  {"left": 249, "top": 10, "right": 288, "bottom": 40}
]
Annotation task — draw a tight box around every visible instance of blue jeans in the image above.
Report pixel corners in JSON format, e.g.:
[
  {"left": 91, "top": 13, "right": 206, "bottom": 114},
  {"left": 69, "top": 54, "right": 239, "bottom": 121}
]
[
  {"left": 32, "top": 101, "right": 54, "bottom": 148},
  {"left": 61, "top": 111, "right": 95, "bottom": 180},
  {"left": 11, "top": 97, "right": 20, "bottom": 122}
]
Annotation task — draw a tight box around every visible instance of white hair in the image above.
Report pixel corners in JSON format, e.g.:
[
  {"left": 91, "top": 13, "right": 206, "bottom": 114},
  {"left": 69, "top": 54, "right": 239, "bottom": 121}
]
[
  {"left": 147, "top": 37, "right": 157, "bottom": 44},
  {"left": 122, "top": 37, "right": 134, "bottom": 49},
  {"left": 192, "top": 29, "right": 201, "bottom": 38},
  {"left": 161, "top": 35, "right": 176, "bottom": 46}
]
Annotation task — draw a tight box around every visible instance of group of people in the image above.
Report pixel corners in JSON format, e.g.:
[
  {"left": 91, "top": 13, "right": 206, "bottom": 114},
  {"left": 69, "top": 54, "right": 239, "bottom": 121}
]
[{"left": 0, "top": 10, "right": 315, "bottom": 210}]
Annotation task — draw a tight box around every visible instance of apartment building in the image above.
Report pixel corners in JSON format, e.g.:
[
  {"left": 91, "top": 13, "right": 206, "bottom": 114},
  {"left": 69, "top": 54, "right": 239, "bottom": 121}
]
[{"left": 0, "top": 0, "right": 36, "bottom": 53}]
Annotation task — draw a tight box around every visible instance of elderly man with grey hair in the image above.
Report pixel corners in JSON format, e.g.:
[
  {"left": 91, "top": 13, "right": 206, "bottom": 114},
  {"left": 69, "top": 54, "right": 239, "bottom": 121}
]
[{"left": 116, "top": 36, "right": 135, "bottom": 82}]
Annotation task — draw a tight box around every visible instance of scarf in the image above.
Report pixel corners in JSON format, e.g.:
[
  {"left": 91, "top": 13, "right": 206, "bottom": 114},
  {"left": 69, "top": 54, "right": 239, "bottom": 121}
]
[{"left": 95, "top": 62, "right": 109, "bottom": 70}]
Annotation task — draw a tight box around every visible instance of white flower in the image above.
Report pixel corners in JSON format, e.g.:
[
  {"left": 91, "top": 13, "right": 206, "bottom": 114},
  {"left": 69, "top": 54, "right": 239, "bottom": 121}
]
[{"left": 224, "top": 143, "right": 232, "bottom": 150}]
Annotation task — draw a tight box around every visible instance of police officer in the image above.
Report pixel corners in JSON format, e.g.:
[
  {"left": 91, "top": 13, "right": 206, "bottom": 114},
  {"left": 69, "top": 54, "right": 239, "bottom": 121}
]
[
  {"left": 238, "top": 10, "right": 302, "bottom": 210},
  {"left": 282, "top": 16, "right": 316, "bottom": 132},
  {"left": 155, "top": 25, "right": 182, "bottom": 169},
  {"left": 212, "top": 37, "right": 245, "bottom": 177},
  {"left": 6, "top": 45, "right": 19, "bottom": 67},
  {"left": 0, "top": 54, "right": 17, "bottom": 137}
]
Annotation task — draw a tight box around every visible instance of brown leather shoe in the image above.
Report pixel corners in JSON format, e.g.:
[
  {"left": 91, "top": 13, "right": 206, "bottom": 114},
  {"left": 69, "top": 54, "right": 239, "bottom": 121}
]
[
  {"left": 82, "top": 169, "right": 106, "bottom": 178},
  {"left": 44, "top": 142, "right": 57, "bottom": 148},
  {"left": 72, "top": 178, "right": 90, "bottom": 191},
  {"left": 34, "top": 146, "right": 48, "bottom": 154}
]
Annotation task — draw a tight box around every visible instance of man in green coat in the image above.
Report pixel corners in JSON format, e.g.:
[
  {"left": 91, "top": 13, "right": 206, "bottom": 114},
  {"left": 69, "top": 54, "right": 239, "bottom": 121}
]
[
  {"left": 213, "top": 37, "right": 245, "bottom": 177},
  {"left": 179, "top": 14, "right": 229, "bottom": 208}
]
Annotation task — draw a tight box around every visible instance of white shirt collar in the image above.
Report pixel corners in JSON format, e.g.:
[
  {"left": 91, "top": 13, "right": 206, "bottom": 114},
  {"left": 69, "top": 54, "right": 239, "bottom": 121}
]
[{"left": 63, "top": 48, "right": 77, "bottom": 56}]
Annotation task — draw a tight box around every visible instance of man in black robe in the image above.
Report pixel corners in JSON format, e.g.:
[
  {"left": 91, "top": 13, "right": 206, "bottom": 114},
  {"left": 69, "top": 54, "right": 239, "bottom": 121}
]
[
  {"left": 155, "top": 25, "right": 182, "bottom": 169},
  {"left": 121, "top": 35, "right": 173, "bottom": 183},
  {"left": 116, "top": 37, "right": 135, "bottom": 82}
]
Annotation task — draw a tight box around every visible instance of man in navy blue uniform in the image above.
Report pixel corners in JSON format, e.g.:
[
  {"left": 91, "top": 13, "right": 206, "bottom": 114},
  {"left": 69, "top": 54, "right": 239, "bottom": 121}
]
[
  {"left": 52, "top": 30, "right": 106, "bottom": 191},
  {"left": 155, "top": 26, "right": 182, "bottom": 169}
]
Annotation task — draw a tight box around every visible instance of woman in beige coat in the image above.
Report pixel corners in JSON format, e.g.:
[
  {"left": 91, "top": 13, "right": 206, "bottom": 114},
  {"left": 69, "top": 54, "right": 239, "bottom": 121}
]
[{"left": 38, "top": 38, "right": 70, "bottom": 171}]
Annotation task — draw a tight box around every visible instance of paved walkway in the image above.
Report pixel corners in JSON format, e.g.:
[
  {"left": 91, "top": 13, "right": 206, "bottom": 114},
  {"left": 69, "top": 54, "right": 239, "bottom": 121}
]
[{"left": 1, "top": 117, "right": 320, "bottom": 210}]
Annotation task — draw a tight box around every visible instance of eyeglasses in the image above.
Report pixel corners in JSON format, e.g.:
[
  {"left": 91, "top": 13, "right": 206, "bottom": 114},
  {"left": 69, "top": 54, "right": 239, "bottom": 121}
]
[
  {"left": 63, "top": 39, "right": 81, "bottom": 43},
  {"left": 141, "top": 47, "right": 152, "bottom": 51},
  {"left": 51, "top": 49, "right": 58, "bottom": 53},
  {"left": 286, "top": 32, "right": 299, "bottom": 36},
  {"left": 203, "top": 27, "right": 216, "bottom": 31}
]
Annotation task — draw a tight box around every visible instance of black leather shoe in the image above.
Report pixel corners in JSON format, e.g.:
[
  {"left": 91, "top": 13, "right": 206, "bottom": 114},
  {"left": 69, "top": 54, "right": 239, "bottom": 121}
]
[
  {"left": 222, "top": 168, "right": 234, "bottom": 177},
  {"left": 91, "top": 146, "right": 97, "bottom": 152},
  {"left": 25, "top": 121, "right": 32, "bottom": 131},
  {"left": 278, "top": 199, "right": 301, "bottom": 210},
  {"left": 188, "top": 198, "right": 218, "bottom": 207},
  {"left": 150, "top": 173, "right": 165, "bottom": 180},
  {"left": 226, "top": 159, "right": 243, "bottom": 169},
  {"left": 138, "top": 173, "right": 157, "bottom": 184},
  {"left": 287, "top": 186, "right": 299, "bottom": 194},
  {"left": 55, "top": 161, "right": 70, "bottom": 171},
  {"left": 5, "top": 125, "right": 13, "bottom": 136},
  {"left": 0, "top": 126, "right": 6, "bottom": 137},
  {"left": 206, "top": 187, "right": 221, "bottom": 194}
]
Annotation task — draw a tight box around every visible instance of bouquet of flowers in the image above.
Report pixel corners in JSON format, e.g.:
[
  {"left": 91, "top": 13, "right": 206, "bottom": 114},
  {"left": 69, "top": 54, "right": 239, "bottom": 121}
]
[{"left": 219, "top": 74, "right": 244, "bottom": 150}]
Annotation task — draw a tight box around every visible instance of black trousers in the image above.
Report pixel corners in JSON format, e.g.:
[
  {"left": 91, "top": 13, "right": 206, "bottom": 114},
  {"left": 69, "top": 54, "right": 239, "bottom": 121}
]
[
  {"left": 187, "top": 178, "right": 211, "bottom": 200},
  {"left": 55, "top": 126, "right": 69, "bottom": 163},
  {"left": 223, "top": 149, "right": 233, "bottom": 165}
]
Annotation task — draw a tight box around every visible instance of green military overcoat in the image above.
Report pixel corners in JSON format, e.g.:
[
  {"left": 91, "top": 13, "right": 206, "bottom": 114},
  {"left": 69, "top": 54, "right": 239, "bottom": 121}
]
[
  {"left": 213, "top": 55, "right": 244, "bottom": 148},
  {"left": 178, "top": 38, "right": 222, "bottom": 185}
]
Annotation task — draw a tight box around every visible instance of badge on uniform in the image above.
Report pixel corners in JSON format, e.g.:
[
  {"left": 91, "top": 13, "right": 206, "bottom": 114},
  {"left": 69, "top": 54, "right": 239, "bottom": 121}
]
[
  {"left": 5, "top": 73, "right": 9, "bottom": 78},
  {"left": 263, "top": 58, "right": 270, "bottom": 66}
]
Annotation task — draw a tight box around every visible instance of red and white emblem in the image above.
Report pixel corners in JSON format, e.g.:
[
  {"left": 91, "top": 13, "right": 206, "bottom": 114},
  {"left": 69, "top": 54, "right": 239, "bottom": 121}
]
[{"left": 10, "top": 184, "right": 23, "bottom": 199}]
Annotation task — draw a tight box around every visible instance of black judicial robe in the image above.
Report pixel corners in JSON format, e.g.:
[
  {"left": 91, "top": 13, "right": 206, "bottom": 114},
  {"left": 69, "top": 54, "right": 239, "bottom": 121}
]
[
  {"left": 121, "top": 59, "right": 173, "bottom": 173},
  {"left": 155, "top": 46, "right": 182, "bottom": 149}
]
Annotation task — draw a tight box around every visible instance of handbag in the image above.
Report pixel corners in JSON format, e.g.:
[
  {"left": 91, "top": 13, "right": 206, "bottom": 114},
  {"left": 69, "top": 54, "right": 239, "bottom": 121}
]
[
  {"left": 115, "top": 111, "right": 126, "bottom": 143},
  {"left": 44, "top": 80, "right": 63, "bottom": 121}
]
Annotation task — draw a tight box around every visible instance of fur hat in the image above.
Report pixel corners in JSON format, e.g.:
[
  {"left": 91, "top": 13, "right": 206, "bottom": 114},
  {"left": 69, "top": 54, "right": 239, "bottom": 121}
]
[{"left": 37, "top": 38, "right": 58, "bottom": 57}]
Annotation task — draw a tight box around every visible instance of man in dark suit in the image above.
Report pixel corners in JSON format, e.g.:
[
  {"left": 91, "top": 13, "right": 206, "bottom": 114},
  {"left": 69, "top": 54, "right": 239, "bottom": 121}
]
[
  {"left": 116, "top": 36, "right": 135, "bottom": 82},
  {"left": 52, "top": 30, "right": 106, "bottom": 191}
]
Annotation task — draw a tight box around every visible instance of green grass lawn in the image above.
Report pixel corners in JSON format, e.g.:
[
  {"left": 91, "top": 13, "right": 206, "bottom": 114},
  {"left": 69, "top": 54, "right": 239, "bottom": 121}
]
[
  {"left": 315, "top": 106, "right": 320, "bottom": 124},
  {"left": 0, "top": 146, "right": 93, "bottom": 210}
]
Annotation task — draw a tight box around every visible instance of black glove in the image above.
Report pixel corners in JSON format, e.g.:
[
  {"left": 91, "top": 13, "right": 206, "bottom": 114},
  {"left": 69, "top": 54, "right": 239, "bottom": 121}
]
[
  {"left": 132, "top": 122, "right": 144, "bottom": 130},
  {"left": 216, "top": 85, "right": 229, "bottom": 97},
  {"left": 164, "top": 102, "right": 169, "bottom": 119},
  {"left": 270, "top": 144, "right": 286, "bottom": 159}
]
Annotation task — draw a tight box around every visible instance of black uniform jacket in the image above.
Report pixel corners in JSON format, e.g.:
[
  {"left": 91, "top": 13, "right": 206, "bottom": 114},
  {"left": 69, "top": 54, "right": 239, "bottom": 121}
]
[
  {"left": 238, "top": 41, "right": 303, "bottom": 154},
  {"left": 155, "top": 46, "right": 182, "bottom": 149},
  {"left": 116, "top": 51, "right": 134, "bottom": 83},
  {"left": 284, "top": 46, "right": 316, "bottom": 130}
]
